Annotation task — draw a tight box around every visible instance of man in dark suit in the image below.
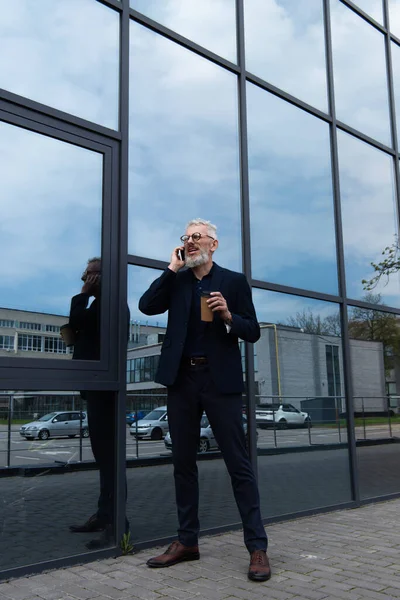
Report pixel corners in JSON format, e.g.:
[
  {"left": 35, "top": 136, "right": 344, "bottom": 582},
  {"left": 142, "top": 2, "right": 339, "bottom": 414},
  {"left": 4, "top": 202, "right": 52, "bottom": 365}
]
[
  {"left": 139, "top": 219, "right": 270, "bottom": 582},
  {"left": 68, "top": 258, "right": 128, "bottom": 550}
]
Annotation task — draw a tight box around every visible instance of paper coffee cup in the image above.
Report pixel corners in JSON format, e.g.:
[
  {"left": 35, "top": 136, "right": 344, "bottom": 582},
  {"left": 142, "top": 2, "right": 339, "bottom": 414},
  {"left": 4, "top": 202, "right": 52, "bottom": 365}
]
[
  {"left": 60, "top": 324, "right": 75, "bottom": 347},
  {"left": 200, "top": 293, "right": 213, "bottom": 322}
]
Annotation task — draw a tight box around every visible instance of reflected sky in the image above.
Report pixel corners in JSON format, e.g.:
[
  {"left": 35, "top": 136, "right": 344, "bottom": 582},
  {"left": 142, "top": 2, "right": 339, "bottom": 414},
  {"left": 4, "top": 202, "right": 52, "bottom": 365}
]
[
  {"left": 247, "top": 84, "right": 337, "bottom": 294},
  {"left": 390, "top": 41, "right": 400, "bottom": 146},
  {"left": 128, "top": 265, "right": 167, "bottom": 327},
  {"left": 389, "top": 0, "right": 400, "bottom": 38},
  {"left": 0, "top": 122, "right": 102, "bottom": 315},
  {"left": 331, "top": 0, "right": 391, "bottom": 145},
  {"left": 244, "top": 0, "right": 328, "bottom": 111},
  {"left": 128, "top": 22, "right": 242, "bottom": 272},
  {"left": 253, "top": 288, "right": 340, "bottom": 326},
  {"left": 0, "top": 0, "right": 119, "bottom": 129},
  {"left": 337, "top": 131, "right": 400, "bottom": 306},
  {"left": 131, "top": 0, "right": 236, "bottom": 62}
]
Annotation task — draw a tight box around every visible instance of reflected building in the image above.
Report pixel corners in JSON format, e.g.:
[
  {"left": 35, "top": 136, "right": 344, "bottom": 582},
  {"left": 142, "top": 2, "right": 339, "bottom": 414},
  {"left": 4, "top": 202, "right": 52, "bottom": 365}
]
[
  {"left": 0, "top": 308, "right": 71, "bottom": 358},
  {"left": 2, "top": 0, "right": 400, "bottom": 580}
]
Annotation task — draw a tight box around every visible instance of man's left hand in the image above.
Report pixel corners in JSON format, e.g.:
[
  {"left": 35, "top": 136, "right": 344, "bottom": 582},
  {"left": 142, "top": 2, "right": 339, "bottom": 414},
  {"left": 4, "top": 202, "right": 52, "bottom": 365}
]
[{"left": 208, "top": 292, "right": 232, "bottom": 323}]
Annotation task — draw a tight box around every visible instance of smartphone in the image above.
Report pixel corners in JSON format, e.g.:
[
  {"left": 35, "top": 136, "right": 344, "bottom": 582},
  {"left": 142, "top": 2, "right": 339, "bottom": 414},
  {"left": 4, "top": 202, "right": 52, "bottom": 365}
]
[{"left": 177, "top": 248, "right": 185, "bottom": 262}]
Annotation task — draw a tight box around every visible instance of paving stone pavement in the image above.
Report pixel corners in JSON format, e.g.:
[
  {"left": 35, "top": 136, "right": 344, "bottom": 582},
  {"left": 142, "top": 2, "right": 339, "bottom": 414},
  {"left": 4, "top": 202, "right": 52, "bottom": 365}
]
[{"left": 1, "top": 498, "right": 400, "bottom": 600}]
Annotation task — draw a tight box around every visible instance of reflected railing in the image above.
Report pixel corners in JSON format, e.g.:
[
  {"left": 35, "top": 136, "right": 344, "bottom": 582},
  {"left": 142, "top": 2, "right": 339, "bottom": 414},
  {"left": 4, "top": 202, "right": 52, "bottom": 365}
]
[
  {"left": 1, "top": 392, "right": 399, "bottom": 469},
  {"left": 255, "top": 395, "right": 400, "bottom": 449},
  {"left": 0, "top": 391, "right": 88, "bottom": 468}
]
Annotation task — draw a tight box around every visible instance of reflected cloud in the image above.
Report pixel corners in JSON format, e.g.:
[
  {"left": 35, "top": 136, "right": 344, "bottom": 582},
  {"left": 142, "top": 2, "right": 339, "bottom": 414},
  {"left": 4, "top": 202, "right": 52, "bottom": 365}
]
[
  {"left": 247, "top": 84, "right": 337, "bottom": 294},
  {"left": 0, "top": 0, "right": 119, "bottom": 128},
  {"left": 337, "top": 130, "right": 400, "bottom": 306},
  {"left": 128, "top": 22, "right": 242, "bottom": 272},
  {"left": 330, "top": 0, "right": 391, "bottom": 145},
  {"left": 0, "top": 122, "right": 102, "bottom": 314},
  {"left": 244, "top": 0, "right": 328, "bottom": 111},
  {"left": 131, "top": 0, "right": 236, "bottom": 62}
]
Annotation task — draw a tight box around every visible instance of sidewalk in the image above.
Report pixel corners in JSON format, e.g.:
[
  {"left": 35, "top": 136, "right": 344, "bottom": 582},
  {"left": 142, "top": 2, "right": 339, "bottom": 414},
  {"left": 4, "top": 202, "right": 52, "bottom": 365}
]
[{"left": 1, "top": 498, "right": 400, "bottom": 600}]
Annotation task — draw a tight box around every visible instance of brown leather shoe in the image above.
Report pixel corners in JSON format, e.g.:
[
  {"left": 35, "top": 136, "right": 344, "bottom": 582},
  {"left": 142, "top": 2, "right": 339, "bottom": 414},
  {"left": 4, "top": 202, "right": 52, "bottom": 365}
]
[
  {"left": 146, "top": 541, "right": 200, "bottom": 568},
  {"left": 248, "top": 550, "right": 271, "bottom": 582}
]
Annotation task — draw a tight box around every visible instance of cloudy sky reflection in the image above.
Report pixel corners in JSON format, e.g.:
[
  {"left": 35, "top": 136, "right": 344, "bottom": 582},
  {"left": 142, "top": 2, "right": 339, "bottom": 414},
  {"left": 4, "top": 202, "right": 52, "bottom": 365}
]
[
  {"left": 2, "top": 0, "right": 400, "bottom": 322},
  {"left": 131, "top": 0, "right": 236, "bottom": 62},
  {"left": 128, "top": 21, "right": 242, "bottom": 272},
  {"left": 0, "top": 122, "right": 102, "bottom": 315},
  {"left": 0, "top": 0, "right": 119, "bottom": 129}
]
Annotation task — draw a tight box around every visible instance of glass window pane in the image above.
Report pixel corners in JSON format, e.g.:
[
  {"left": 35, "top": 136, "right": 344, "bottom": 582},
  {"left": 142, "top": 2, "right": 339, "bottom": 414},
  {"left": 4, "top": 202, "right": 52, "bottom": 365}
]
[
  {"left": 337, "top": 131, "right": 399, "bottom": 306},
  {"left": 129, "top": 23, "right": 241, "bottom": 271},
  {"left": 331, "top": 0, "right": 391, "bottom": 145},
  {"left": 0, "top": 390, "right": 116, "bottom": 570},
  {"left": 348, "top": 303, "right": 400, "bottom": 499},
  {"left": 252, "top": 289, "right": 352, "bottom": 517},
  {"left": 353, "top": 0, "right": 383, "bottom": 23},
  {"left": 389, "top": 0, "right": 400, "bottom": 39},
  {"left": 131, "top": 0, "right": 236, "bottom": 62},
  {"left": 390, "top": 41, "right": 400, "bottom": 146},
  {"left": 0, "top": 121, "right": 102, "bottom": 361},
  {"left": 247, "top": 84, "right": 337, "bottom": 294},
  {"left": 0, "top": 0, "right": 119, "bottom": 129},
  {"left": 244, "top": 0, "right": 328, "bottom": 111}
]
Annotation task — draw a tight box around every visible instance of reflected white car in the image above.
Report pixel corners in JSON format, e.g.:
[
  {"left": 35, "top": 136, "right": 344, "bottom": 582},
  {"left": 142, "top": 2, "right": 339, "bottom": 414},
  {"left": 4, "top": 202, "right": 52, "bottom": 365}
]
[
  {"left": 164, "top": 414, "right": 217, "bottom": 454},
  {"left": 164, "top": 413, "right": 253, "bottom": 453},
  {"left": 255, "top": 404, "right": 311, "bottom": 429},
  {"left": 130, "top": 406, "right": 169, "bottom": 440},
  {"left": 19, "top": 411, "right": 89, "bottom": 440}
]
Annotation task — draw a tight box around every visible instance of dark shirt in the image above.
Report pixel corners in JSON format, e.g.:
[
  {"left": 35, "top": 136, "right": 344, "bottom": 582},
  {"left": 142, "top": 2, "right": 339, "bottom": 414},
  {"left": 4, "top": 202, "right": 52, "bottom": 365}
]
[{"left": 182, "top": 266, "right": 213, "bottom": 358}]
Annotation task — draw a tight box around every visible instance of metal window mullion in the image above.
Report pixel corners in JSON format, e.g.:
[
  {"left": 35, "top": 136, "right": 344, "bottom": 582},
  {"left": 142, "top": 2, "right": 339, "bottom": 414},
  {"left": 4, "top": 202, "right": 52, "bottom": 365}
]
[
  {"left": 236, "top": 0, "right": 258, "bottom": 472},
  {"left": 383, "top": 0, "right": 400, "bottom": 241},
  {"left": 340, "top": 0, "right": 386, "bottom": 33},
  {"left": 324, "top": 0, "right": 360, "bottom": 504}
]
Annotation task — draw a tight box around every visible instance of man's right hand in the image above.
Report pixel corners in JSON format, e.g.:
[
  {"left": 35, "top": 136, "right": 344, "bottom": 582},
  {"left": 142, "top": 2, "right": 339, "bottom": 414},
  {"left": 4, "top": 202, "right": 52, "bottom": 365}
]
[
  {"left": 81, "top": 274, "right": 100, "bottom": 295},
  {"left": 168, "top": 246, "right": 185, "bottom": 273}
]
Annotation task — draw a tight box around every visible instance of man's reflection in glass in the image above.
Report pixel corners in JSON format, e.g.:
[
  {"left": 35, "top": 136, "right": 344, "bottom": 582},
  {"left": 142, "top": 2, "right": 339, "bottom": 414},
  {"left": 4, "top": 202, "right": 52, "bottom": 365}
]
[{"left": 67, "top": 258, "right": 129, "bottom": 550}]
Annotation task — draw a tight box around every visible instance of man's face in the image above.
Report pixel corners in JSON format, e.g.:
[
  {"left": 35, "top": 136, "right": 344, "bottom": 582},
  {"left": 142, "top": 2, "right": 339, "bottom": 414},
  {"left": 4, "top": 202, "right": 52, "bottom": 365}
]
[
  {"left": 183, "top": 224, "right": 216, "bottom": 268},
  {"left": 82, "top": 261, "right": 101, "bottom": 282}
]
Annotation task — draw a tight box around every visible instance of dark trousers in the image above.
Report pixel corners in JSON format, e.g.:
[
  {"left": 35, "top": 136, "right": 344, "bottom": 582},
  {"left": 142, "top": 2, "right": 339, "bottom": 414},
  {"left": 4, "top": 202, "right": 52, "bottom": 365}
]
[
  {"left": 167, "top": 364, "right": 268, "bottom": 553},
  {"left": 85, "top": 391, "right": 118, "bottom": 525}
]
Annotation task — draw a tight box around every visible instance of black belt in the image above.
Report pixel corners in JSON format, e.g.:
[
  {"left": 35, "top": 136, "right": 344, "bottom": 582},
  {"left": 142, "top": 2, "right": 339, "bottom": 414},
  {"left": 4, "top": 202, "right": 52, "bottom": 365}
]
[{"left": 183, "top": 356, "right": 208, "bottom": 367}]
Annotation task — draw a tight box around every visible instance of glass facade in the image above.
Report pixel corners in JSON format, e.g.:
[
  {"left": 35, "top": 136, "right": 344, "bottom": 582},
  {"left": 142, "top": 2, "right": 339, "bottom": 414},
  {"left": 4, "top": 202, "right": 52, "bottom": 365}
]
[{"left": 1, "top": 0, "right": 400, "bottom": 579}]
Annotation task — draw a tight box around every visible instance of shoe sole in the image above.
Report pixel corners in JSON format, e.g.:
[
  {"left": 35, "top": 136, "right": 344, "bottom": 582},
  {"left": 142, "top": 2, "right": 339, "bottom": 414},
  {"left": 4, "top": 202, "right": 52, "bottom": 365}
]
[
  {"left": 248, "top": 571, "right": 271, "bottom": 582},
  {"left": 147, "top": 553, "right": 200, "bottom": 568}
]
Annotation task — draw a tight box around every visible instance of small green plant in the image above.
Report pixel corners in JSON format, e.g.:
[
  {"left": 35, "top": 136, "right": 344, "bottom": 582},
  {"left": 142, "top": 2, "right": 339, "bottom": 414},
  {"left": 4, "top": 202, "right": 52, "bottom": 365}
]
[{"left": 120, "top": 531, "right": 134, "bottom": 555}]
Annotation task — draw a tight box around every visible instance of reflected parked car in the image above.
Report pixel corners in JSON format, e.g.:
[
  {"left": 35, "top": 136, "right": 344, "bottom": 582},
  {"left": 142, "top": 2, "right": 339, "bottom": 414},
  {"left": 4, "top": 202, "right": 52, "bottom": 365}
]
[
  {"left": 164, "top": 414, "right": 217, "bottom": 454},
  {"left": 130, "top": 406, "right": 168, "bottom": 440},
  {"left": 255, "top": 403, "right": 311, "bottom": 429},
  {"left": 126, "top": 410, "right": 148, "bottom": 426},
  {"left": 20, "top": 411, "right": 89, "bottom": 440},
  {"left": 164, "top": 413, "right": 254, "bottom": 453}
]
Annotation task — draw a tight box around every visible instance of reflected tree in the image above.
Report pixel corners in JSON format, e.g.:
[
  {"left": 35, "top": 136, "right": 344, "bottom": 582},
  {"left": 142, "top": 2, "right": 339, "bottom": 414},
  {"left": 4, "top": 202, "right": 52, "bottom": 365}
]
[
  {"left": 284, "top": 308, "right": 341, "bottom": 336},
  {"left": 362, "top": 237, "right": 400, "bottom": 291},
  {"left": 348, "top": 293, "right": 400, "bottom": 375}
]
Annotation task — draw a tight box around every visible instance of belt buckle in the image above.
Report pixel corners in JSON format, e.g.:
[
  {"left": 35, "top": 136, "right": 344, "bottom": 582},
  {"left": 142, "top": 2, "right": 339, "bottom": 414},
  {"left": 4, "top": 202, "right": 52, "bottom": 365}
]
[{"left": 190, "top": 358, "right": 196, "bottom": 366}]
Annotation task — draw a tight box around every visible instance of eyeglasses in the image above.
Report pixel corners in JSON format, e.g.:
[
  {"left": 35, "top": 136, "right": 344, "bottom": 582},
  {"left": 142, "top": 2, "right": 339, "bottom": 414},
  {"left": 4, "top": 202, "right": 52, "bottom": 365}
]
[{"left": 180, "top": 232, "right": 215, "bottom": 243}]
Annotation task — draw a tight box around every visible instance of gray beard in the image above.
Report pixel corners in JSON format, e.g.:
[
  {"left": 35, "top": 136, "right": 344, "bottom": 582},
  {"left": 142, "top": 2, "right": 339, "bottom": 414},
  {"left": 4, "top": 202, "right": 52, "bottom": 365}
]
[{"left": 185, "top": 249, "right": 209, "bottom": 268}]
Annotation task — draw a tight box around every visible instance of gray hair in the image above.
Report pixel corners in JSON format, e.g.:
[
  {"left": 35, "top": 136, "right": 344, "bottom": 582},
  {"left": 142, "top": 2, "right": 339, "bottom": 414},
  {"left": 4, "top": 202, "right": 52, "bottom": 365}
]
[
  {"left": 87, "top": 257, "right": 101, "bottom": 265},
  {"left": 185, "top": 218, "right": 218, "bottom": 240}
]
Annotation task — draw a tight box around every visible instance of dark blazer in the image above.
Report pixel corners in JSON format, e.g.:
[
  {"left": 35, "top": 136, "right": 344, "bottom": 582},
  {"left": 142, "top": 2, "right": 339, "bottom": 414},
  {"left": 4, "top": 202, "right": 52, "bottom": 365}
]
[
  {"left": 69, "top": 294, "right": 100, "bottom": 361},
  {"left": 139, "top": 263, "right": 260, "bottom": 394},
  {"left": 69, "top": 294, "right": 130, "bottom": 361}
]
